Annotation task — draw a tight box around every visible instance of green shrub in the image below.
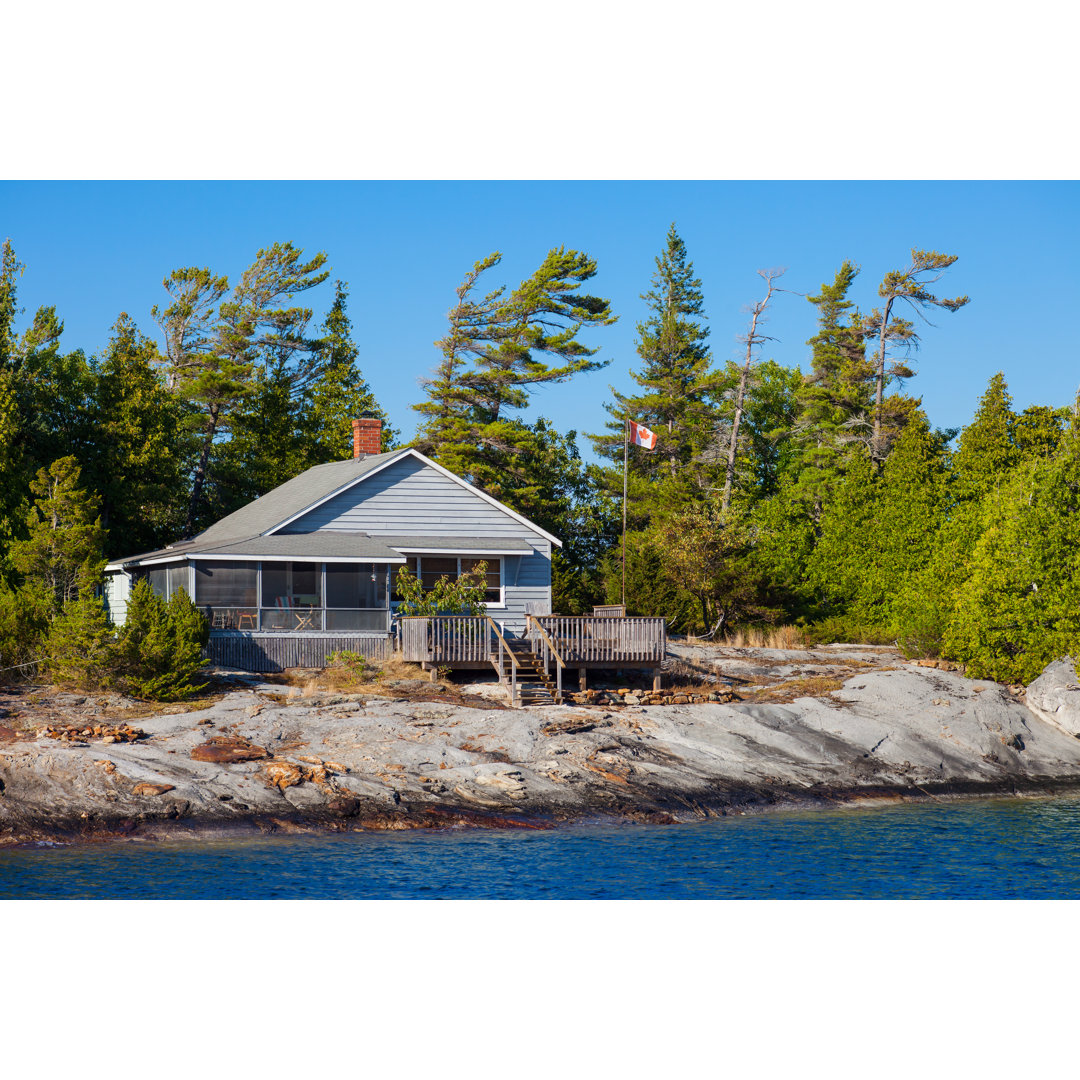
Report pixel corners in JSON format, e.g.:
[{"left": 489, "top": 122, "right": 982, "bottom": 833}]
[
  {"left": 326, "top": 649, "right": 374, "bottom": 681},
  {"left": 42, "top": 589, "right": 116, "bottom": 689},
  {"left": 0, "top": 582, "right": 51, "bottom": 677},
  {"left": 394, "top": 562, "right": 488, "bottom": 616},
  {"left": 114, "top": 581, "right": 209, "bottom": 700},
  {"left": 799, "top": 615, "right": 895, "bottom": 647}
]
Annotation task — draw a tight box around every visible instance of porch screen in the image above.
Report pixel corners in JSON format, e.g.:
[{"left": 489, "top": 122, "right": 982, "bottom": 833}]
[
  {"left": 325, "top": 563, "right": 386, "bottom": 609},
  {"left": 194, "top": 562, "right": 258, "bottom": 606},
  {"left": 167, "top": 565, "right": 190, "bottom": 600},
  {"left": 146, "top": 568, "right": 168, "bottom": 599},
  {"left": 261, "top": 563, "right": 321, "bottom": 609}
]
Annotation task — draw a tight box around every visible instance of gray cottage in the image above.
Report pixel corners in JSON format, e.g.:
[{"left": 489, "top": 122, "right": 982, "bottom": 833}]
[{"left": 104, "top": 419, "right": 559, "bottom": 672}]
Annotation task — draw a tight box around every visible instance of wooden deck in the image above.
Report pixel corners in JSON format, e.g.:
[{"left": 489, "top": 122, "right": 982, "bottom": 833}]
[{"left": 400, "top": 614, "right": 666, "bottom": 691}]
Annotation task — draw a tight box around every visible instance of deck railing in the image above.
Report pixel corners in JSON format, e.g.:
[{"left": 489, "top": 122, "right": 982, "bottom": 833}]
[
  {"left": 535, "top": 615, "right": 666, "bottom": 664},
  {"left": 526, "top": 615, "right": 565, "bottom": 701},
  {"left": 399, "top": 616, "right": 493, "bottom": 664},
  {"left": 400, "top": 614, "right": 666, "bottom": 668}
]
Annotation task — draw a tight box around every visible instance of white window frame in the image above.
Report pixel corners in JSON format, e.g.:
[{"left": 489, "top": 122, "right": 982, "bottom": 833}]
[{"left": 401, "top": 554, "right": 505, "bottom": 609}]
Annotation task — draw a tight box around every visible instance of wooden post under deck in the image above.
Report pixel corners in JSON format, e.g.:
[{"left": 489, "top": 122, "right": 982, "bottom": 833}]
[
  {"left": 579, "top": 667, "right": 587, "bottom": 691},
  {"left": 653, "top": 671, "right": 662, "bottom": 691}
]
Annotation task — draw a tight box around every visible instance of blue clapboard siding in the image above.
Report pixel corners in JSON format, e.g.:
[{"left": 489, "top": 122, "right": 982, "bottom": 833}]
[
  {"left": 284, "top": 457, "right": 540, "bottom": 538},
  {"left": 103, "top": 572, "right": 130, "bottom": 625},
  {"left": 283, "top": 456, "right": 552, "bottom": 632}
]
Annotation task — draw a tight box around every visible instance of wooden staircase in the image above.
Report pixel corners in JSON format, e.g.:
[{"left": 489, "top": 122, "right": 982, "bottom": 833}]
[{"left": 492, "top": 639, "right": 561, "bottom": 707}]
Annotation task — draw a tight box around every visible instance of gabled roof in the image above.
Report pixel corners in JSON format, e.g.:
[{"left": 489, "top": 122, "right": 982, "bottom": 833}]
[
  {"left": 263, "top": 448, "right": 562, "bottom": 547},
  {"left": 106, "top": 448, "right": 560, "bottom": 570},
  {"left": 196, "top": 451, "right": 402, "bottom": 544}
]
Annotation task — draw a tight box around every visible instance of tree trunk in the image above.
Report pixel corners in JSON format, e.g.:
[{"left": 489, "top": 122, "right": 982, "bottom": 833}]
[
  {"left": 872, "top": 296, "right": 894, "bottom": 466},
  {"left": 723, "top": 272, "right": 779, "bottom": 510},
  {"left": 185, "top": 406, "right": 219, "bottom": 538}
]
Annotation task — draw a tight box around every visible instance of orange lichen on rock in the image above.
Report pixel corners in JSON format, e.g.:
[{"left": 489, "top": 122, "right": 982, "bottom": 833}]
[{"left": 190, "top": 736, "right": 269, "bottom": 764}]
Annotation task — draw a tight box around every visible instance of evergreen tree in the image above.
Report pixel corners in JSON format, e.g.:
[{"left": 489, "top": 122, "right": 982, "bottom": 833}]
[
  {"left": 114, "top": 580, "right": 209, "bottom": 700},
  {"left": 0, "top": 580, "right": 50, "bottom": 672},
  {"left": 865, "top": 250, "right": 970, "bottom": 463},
  {"left": 42, "top": 589, "right": 115, "bottom": 690},
  {"left": 93, "top": 314, "right": 194, "bottom": 554},
  {"left": 942, "top": 439, "right": 1080, "bottom": 684},
  {"left": 791, "top": 261, "right": 876, "bottom": 511},
  {"left": 1015, "top": 404, "right": 1068, "bottom": 461},
  {"left": 11, "top": 457, "right": 106, "bottom": 614},
  {"left": 153, "top": 242, "right": 330, "bottom": 534},
  {"left": 305, "top": 281, "right": 397, "bottom": 459},
  {"left": 593, "top": 225, "right": 717, "bottom": 478},
  {"left": 951, "top": 372, "right": 1017, "bottom": 498},
  {"left": 415, "top": 248, "right": 615, "bottom": 500}
]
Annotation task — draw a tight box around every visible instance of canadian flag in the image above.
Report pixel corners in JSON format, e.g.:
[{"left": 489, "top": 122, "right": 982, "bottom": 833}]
[{"left": 628, "top": 420, "right": 658, "bottom": 450}]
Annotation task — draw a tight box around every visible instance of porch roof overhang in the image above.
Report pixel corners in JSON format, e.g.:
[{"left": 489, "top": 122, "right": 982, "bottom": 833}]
[
  {"left": 106, "top": 531, "right": 408, "bottom": 571},
  {"left": 377, "top": 535, "right": 535, "bottom": 555}
]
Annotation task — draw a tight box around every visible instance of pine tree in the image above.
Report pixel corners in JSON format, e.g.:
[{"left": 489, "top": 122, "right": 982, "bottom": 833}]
[
  {"left": 153, "top": 242, "right": 330, "bottom": 535},
  {"left": 11, "top": 457, "right": 106, "bottom": 614},
  {"left": 791, "top": 261, "right": 877, "bottom": 510},
  {"left": 865, "top": 250, "right": 970, "bottom": 464},
  {"left": 42, "top": 589, "right": 115, "bottom": 690},
  {"left": 415, "top": 248, "right": 615, "bottom": 500},
  {"left": 93, "top": 314, "right": 194, "bottom": 554},
  {"left": 305, "top": 281, "right": 396, "bottom": 459},
  {"left": 593, "top": 225, "right": 716, "bottom": 479}
]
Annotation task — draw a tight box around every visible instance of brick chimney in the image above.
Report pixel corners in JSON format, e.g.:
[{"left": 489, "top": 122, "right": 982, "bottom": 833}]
[{"left": 352, "top": 416, "right": 382, "bottom": 458}]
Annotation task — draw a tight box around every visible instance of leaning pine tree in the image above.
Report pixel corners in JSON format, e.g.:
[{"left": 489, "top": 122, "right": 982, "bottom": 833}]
[{"left": 414, "top": 248, "right": 616, "bottom": 504}]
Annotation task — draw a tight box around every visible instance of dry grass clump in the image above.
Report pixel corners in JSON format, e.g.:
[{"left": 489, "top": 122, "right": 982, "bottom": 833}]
[
  {"left": 718, "top": 625, "right": 807, "bottom": 650},
  {"left": 750, "top": 675, "right": 845, "bottom": 704},
  {"left": 292, "top": 654, "right": 431, "bottom": 695}
]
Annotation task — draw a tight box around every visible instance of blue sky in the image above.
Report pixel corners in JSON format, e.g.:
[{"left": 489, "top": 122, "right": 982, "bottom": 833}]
[{"left": 2, "top": 180, "right": 1076, "bottom": 462}]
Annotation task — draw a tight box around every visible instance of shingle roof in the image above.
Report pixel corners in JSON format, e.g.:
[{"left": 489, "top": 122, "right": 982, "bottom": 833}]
[
  {"left": 108, "top": 531, "right": 407, "bottom": 567},
  {"left": 106, "top": 447, "right": 558, "bottom": 570},
  {"left": 196, "top": 451, "right": 402, "bottom": 543}
]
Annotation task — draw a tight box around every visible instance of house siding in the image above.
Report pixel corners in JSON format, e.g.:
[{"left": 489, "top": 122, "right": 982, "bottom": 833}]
[
  {"left": 103, "top": 570, "right": 131, "bottom": 625},
  {"left": 283, "top": 456, "right": 552, "bottom": 632}
]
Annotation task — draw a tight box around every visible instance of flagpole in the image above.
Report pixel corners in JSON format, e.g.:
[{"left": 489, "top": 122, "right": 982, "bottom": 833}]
[{"left": 622, "top": 416, "right": 628, "bottom": 607}]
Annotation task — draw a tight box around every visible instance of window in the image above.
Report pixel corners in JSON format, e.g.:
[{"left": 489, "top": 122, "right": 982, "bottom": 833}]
[
  {"left": 461, "top": 558, "right": 502, "bottom": 604},
  {"left": 396, "top": 555, "right": 502, "bottom": 605},
  {"left": 167, "top": 565, "right": 190, "bottom": 600}
]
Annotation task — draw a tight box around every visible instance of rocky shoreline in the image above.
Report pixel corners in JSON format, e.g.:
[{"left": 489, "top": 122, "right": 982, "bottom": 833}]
[{"left": 4, "top": 644, "right": 1080, "bottom": 848}]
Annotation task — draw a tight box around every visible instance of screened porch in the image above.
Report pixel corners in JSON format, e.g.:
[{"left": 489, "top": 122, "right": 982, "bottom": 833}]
[{"left": 138, "top": 559, "right": 395, "bottom": 634}]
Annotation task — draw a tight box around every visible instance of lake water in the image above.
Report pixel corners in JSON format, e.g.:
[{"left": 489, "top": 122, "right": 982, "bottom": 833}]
[{"left": 4, "top": 795, "right": 1080, "bottom": 899}]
